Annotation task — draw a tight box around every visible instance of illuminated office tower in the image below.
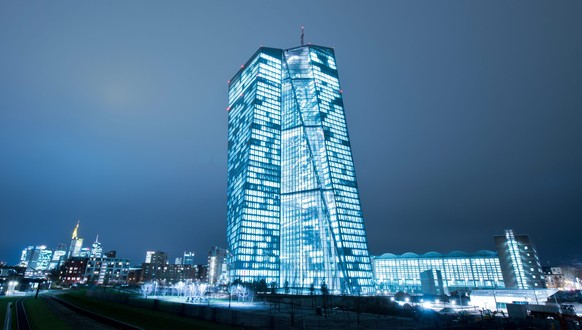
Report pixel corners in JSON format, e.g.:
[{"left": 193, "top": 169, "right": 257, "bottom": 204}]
[
  {"left": 227, "top": 45, "right": 374, "bottom": 294},
  {"left": 90, "top": 235, "right": 103, "bottom": 258},
  {"left": 20, "top": 245, "right": 53, "bottom": 271},
  {"left": 144, "top": 251, "right": 167, "bottom": 265},
  {"left": 49, "top": 243, "right": 68, "bottom": 270},
  {"left": 68, "top": 221, "right": 83, "bottom": 258},
  {"left": 183, "top": 251, "right": 195, "bottom": 265}
]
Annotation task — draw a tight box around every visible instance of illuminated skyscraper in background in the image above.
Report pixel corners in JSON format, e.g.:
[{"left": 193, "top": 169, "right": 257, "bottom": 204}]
[
  {"left": 227, "top": 44, "right": 374, "bottom": 294},
  {"left": 182, "top": 251, "right": 195, "bottom": 265},
  {"left": 68, "top": 221, "right": 83, "bottom": 258},
  {"left": 49, "top": 243, "right": 67, "bottom": 270},
  {"left": 20, "top": 245, "right": 53, "bottom": 271},
  {"left": 90, "top": 235, "right": 102, "bottom": 258}
]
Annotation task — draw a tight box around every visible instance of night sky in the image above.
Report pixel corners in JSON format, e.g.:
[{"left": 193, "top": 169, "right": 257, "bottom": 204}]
[{"left": 1, "top": 1, "right": 581, "bottom": 266}]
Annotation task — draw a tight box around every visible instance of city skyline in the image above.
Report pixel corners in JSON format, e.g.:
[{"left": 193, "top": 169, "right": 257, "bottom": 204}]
[{"left": 1, "top": 1, "right": 581, "bottom": 266}]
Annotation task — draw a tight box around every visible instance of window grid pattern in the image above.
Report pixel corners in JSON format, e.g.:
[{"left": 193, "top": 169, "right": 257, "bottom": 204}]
[
  {"left": 372, "top": 252, "right": 505, "bottom": 294},
  {"left": 280, "top": 46, "right": 373, "bottom": 294},
  {"left": 227, "top": 46, "right": 374, "bottom": 294},
  {"left": 227, "top": 48, "right": 282, "bottom": 284}
]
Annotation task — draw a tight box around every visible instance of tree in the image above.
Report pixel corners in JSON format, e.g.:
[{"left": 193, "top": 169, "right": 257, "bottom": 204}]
[
  {"left": 140, "top": 282, "right": 154, "bottom": 298},
  {"left": 256, "top": 279, "right": 268, "bottom": 294},
  {"left": 234, "top": 284, "right": 250, "bottom": 302},
  {"left": 320, "top": 281, "right": 329, "bottom": 295},
  {"left": 48, "top": 268, "right": 62, "bottom": 288}
]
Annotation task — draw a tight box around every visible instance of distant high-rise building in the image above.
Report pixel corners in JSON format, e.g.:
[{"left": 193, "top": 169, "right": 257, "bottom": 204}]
[
  {"left": 20, "top": 246, "right": 33, "bottom": 267},
  {"left": 20, "top": 245, "right": 53, "bottom": 272},
  {"left": 207, "top": 246, "right": 228, "bottom": 285},
  {"left": 144, "top": 251, "right": 167, "bottom": 266},
  {"left": 90, "top": 235, "right": 102, "bottom": 258},
  {"left": 494, "top": 229, "right": 545, "bottom": 289},
  {"left": 145, "top": 251, "right": 155, "bottom": 263},
  {"left": 49, "top": 243, "right": 68, "bottom": 270},
  {"left": 140, "top": 251, "right": 202, "bottom": 284},
  {"left": 68, "top": 221, "right": 83, "bottom": 258},
  {"left": 227, "top": 44, "right": 374, "bottom": 294},
  {"left": 183, "top": 251, "right": 195, "bottom": 266},
  {"left": 85, "top": 257, "right": 130, "bottom": 285},
  {"left": 79, "top": 247, "right": 91, "bottom": 258}
]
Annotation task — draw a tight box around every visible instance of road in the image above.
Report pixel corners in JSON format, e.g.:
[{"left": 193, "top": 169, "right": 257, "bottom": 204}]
[{"left": 15, "top": 298, "right": 31, "bottom": 330}]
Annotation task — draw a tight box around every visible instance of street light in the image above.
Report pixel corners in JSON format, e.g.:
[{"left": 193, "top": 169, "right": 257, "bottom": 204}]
[{"left": 228, "top": 281, "right": 232, "bottom": 308}]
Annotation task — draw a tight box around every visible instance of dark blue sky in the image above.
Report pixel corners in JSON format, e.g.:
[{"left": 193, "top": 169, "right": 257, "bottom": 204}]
[{"left": 1, "top": 1, "right": 581, "bottom": 266}]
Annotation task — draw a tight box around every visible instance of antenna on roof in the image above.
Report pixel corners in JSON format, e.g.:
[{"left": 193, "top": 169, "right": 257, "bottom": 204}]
[{"left": 301, "top": 26, "right": 304, "bottom": 46}]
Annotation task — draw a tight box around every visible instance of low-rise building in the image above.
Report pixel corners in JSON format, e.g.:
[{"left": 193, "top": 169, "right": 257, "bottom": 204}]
[
  {"left": 140, "top": 263, "right": 206, "bottom": 284},
  {"left": 60, "top": 257, "right": 88, "bottom": 286},
  {"left": 84, "top": 257, "right": 130, "bottom": 285},
  {"left": 372, "top": 250, "right": 504, "bottom": 294}
]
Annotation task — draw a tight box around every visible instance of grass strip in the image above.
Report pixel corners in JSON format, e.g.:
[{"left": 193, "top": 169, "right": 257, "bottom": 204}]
[
  {"left": 24, "top": 297, "right": 68, "bottom": 330},
  {"left": 60, "top": 292, "right": 236, "bottom": 330},
  {"left": 0, "top": 296, "right": 20, "bottom": 330}
]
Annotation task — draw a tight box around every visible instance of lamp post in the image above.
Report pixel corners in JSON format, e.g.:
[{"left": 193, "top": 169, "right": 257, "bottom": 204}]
[
  {"left": 493, "top": 284, "right": 498, "bottom": 311},
  {"left": 224, "top": 250, "right": 234, "bottom": 309},
  {"left": 228, "top": 281, "right": 232, "bottom": 308},
  {"left": 457, "top": 291, "right": 463, "bottom": 306}
]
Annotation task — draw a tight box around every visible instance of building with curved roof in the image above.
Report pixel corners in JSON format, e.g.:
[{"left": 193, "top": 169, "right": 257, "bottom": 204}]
[{"left": 372, "top": 250, "right": 504, "bottom": 294}]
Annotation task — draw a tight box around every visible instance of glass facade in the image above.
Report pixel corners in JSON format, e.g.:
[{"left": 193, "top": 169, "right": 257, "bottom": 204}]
[
  {"left": 227, "top": 47, "right": 282, "bottom": 285},
  {"left": 372, "top": 251, "right": 505, "bottom": 294},
  {"left": 227, "top": 45, "right": 374, "bottom": 294}
]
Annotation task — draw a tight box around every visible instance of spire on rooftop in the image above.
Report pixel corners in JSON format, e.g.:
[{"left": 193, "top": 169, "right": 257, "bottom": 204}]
[{"left": 72, "top": 220, "right": 80, "bottom": 240}]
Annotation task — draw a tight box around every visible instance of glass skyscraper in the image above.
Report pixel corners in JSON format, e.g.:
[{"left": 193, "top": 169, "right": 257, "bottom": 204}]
[{"left": 227, "top": 45, "right": 374, "bottom": 294}]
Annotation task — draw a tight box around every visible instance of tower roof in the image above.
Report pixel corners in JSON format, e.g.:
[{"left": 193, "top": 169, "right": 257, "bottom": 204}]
[{"left": 72, "top": 220, "right": 80, "bottom": 239}]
